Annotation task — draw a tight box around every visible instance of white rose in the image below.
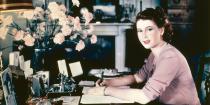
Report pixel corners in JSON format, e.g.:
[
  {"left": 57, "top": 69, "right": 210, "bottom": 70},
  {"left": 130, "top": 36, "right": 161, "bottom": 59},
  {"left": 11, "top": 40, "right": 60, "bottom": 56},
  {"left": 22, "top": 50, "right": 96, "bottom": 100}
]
[{"left": 53, "top": 33, "right": 65, "bottom": 44}]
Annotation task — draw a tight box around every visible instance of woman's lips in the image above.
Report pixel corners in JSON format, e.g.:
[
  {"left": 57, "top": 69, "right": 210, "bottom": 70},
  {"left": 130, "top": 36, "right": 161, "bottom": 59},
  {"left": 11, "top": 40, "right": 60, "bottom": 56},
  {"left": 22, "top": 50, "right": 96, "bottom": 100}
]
[{"left": 143, "top": 40, "right": 150, "bottom": 44}]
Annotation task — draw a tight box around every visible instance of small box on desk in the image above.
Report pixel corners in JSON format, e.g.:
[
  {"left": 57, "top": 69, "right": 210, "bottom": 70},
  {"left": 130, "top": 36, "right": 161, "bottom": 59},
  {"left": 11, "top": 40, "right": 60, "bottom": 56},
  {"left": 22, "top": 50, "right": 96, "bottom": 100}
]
[
  {"left": 47, "top": 92, "right": 71, "bottom": 98},
  {"left": 47, "top": 84, "right": 83, "bottom": 98},
  {"left": 78, "top": 80, "right": 95, "bottom": 87}
]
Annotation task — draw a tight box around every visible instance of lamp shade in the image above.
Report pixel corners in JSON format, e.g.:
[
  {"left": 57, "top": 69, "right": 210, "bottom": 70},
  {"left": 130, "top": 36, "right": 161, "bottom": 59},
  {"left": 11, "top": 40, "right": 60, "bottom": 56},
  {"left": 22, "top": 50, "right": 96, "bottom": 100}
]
[{"left": 0, "top": 0, "right": 33, "bottom": 11}]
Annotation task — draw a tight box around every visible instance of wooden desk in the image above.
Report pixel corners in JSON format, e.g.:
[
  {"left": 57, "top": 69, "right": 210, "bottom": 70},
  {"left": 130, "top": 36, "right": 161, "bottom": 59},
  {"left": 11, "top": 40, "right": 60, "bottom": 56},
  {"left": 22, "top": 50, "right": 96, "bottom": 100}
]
[
  {"left": 62, "top": 96, "right": 80, "bottom": 105},
  {"left": 80, "top": 95, "right": 135, "bottom": 105}
]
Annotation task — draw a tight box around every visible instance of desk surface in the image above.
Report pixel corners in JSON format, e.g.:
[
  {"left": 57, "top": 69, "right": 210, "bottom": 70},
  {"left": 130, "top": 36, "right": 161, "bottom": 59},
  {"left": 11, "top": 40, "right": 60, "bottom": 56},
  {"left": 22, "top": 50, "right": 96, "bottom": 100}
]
[
  {"left": 80, "top": 86, "right": 134, "bottom": 104},
  {"left": 62, "top": 96, "right": 80, "bottom": 105},
  {"left": 80, "top": 95, "right": 134, "bottom": 104}
]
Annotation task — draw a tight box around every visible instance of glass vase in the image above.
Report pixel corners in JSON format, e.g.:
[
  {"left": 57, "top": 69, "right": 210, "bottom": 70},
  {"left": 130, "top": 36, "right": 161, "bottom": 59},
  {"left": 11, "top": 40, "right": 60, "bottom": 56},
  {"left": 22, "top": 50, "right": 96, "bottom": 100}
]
[{"left": 31, "top": 49, "right": 46, "bottom": 72}]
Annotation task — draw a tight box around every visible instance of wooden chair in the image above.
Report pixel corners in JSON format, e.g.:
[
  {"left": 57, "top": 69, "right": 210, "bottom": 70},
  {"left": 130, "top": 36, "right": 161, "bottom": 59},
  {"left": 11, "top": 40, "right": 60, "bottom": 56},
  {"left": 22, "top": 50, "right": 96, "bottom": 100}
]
[
  {"left": 205, "top": 71, "right": 210, "bottom": 105},
  {"left": 196, "top": 55, "right": 210, "bottom": 105}
]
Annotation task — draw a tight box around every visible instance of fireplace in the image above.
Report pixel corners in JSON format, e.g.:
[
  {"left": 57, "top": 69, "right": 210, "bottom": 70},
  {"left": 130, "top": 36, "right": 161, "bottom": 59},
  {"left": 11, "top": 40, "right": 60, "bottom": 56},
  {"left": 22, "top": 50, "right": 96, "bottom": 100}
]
[
  {"left": 80, "top": 36, "right": 115, "bottom": 69},
  {"left": 90, "top": 23, "right": 132, "bottom": 72}
]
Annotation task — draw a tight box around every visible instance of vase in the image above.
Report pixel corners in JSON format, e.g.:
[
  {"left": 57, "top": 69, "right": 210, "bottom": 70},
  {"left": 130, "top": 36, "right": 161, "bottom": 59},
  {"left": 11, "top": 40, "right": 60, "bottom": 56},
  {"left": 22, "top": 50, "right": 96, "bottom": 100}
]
[{"left": 31, "top": 49, "right": 46, "bottom": 72}]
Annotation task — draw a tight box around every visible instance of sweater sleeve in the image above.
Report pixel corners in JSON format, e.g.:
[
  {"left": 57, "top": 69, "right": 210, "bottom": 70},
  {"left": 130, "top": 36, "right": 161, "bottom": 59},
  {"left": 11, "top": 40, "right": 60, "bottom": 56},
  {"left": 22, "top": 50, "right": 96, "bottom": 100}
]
[
  {"left": 135, "top": 53, "right": 154, "bottom": 82},
  {"left": 142, "top": 51, "right": 180, "bottom": 101}
]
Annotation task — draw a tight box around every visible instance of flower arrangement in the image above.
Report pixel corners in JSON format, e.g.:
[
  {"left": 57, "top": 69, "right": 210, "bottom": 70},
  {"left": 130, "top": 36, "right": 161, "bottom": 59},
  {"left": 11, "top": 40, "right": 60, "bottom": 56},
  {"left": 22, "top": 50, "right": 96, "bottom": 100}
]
[{"left": 9, "top": 1, "right": 97, "bottom": 52}]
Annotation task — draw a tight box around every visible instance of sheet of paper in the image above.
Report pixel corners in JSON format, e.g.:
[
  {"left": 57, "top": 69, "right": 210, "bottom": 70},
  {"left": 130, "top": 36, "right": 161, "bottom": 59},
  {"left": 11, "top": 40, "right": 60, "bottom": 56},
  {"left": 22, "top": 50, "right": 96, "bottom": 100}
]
[
  {"left": 82, "top": 86, "right": 130, "bottom": 94},
  {"left": 81, "top": 86, "right": 132, "bottom": 104},
  {"left": 82, "top": 87, "right": 92, "bottom": 94},
  {"left": 57, "top": 59, "right": 68, "bottom": 77},
  {"left": 69, "top": 61, "right": 83, "bottom": 77},
  {"left": 61, "top": 96, "right": 80, "bottom": 105},
  {"left": 81, "top": 95, "right": 134, "bottom": 104}
]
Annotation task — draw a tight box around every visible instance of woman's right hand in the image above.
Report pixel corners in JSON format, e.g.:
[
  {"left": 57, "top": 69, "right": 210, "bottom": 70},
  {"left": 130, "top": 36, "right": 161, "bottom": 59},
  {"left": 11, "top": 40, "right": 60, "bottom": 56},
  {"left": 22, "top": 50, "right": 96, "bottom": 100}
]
[{"left": 96, "top": 79, "right": 108, "bottom": 87}]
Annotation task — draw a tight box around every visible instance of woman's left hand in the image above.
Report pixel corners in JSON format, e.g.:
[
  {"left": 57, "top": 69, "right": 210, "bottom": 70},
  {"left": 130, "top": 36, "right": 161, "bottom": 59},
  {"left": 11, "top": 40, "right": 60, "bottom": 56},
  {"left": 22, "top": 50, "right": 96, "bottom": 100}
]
[{"left": 86, "top": 87, "right": 106, "bottom": 96}]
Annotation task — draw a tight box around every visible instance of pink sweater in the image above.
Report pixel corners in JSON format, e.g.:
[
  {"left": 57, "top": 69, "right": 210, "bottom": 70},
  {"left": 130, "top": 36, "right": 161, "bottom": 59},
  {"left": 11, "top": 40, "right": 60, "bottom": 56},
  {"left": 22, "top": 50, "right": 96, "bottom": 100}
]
[{"left": 136, "top": 44, "right": 200, "bottom": 104}]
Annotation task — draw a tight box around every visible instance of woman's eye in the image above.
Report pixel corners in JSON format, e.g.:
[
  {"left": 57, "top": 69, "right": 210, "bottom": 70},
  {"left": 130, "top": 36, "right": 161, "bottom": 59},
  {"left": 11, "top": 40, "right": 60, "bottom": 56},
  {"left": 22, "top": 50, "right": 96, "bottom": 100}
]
[
  {"left": 148, "top": 28, "right": 153, "bottom": 31},
  {"left": 138, "top": 30, "right": 143, "bottom": 33}
]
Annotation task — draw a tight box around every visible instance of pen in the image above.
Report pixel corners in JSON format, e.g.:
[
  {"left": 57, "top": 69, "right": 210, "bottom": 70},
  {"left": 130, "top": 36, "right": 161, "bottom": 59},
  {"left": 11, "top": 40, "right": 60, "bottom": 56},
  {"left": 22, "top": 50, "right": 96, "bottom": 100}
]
[
  {"left": 100, "top": 71, "right": 104, "bottom": 86},
  {"left": 101, "top": 71, "right": 104, "bottom": 80}
]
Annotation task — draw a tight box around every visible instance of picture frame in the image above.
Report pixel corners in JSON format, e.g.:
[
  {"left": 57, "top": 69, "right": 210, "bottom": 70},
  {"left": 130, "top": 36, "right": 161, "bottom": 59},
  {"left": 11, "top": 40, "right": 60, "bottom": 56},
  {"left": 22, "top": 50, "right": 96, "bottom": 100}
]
[
  {"left": 32, "top": 0, "right": 65, "bottom": 7},
  {"left": 168, "top": 0, "right": 188, "bottom": 9},
  {"left": 1, "top": 67, "right": 17, "bottom": 105},
  {"left": 36, "top": 71, "right": 50, "bottom": 89},
  {"left": 32, "top": 71, "right": 49, "bottom": 97}
]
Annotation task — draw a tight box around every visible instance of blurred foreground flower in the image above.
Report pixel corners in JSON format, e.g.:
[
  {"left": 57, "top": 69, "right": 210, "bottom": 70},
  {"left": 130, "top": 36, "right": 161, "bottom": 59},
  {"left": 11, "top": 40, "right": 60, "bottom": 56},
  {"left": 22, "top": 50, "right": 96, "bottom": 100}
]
[{"left": 8, "top": 1, "right": 96, "bottom": 52}]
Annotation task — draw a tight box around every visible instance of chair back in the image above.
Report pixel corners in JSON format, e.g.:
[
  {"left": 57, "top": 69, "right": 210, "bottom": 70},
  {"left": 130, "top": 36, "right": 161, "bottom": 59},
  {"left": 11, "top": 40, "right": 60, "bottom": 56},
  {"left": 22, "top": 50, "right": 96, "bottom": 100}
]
[{"left": 196, "top": 55, "right": 210, "bottom": 105}]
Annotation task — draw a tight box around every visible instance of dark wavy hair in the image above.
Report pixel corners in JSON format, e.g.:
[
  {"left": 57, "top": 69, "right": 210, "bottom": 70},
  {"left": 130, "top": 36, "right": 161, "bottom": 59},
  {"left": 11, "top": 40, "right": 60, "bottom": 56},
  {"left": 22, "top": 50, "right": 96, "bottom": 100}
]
[{"left": 135, "top": 7, "right": 173, "bottom": 43}]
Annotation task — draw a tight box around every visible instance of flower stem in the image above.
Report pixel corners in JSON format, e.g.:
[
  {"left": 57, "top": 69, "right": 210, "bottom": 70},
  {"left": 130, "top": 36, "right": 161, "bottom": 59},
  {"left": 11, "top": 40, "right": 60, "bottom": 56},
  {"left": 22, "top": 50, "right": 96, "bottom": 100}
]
[
  {"left": 7, "top": 33, "right": 14, "bottom": 36},
  {"left": 0, "top": 46, "right": 13, "bottom": 51}
]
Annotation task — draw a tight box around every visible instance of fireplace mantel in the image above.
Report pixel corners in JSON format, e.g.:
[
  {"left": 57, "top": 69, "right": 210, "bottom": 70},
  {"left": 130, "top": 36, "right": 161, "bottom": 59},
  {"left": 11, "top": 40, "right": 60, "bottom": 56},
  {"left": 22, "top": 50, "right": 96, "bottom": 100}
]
[
  {"left": 92, "top": 23, "right": 133, "bottom": 72},
  {"left": 92, "top": 23, "right": 132, "bottom": 36}
]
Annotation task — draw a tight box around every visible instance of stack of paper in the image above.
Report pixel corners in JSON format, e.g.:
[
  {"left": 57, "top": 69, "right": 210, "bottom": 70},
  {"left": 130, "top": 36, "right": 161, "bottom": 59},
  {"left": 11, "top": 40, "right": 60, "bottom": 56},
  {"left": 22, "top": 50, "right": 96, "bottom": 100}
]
[
  {"left": 81, "top": 86, "right": 133, "bottom": 104},
  {"left": 80, "top": 95, "right": 134, "bottom": 104}
]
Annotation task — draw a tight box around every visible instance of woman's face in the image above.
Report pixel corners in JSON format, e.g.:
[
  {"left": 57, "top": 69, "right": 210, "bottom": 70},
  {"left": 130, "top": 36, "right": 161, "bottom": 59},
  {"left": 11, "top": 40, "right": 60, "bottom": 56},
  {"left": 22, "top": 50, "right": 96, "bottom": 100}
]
[{"left": 136, "top": 19, "right": 164, "bottom": 49}]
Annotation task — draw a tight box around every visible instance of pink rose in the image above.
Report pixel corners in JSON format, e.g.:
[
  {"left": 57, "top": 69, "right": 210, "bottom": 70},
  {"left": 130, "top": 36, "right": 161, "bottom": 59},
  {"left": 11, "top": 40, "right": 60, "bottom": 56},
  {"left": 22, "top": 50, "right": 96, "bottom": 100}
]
[
  {"left": 61, "top": 25, "right": 72, "bottom": 36},
  {"left": 87, "top": 25, "right": 94, "bottom": 34},
  {"left": 23, "top": 34, "right": 35, "bottom": 46},
  {"left": 73, "top": 17, "right": 81, "bottom": 31},
  {"left": 59, "top": 18, "right": 68, "bottom": 26},
  {"left": 75, "top": 40, "right": 85, "bottom": 51},
  {"left": 82, "top": 31, "right": 88, "bottom": 39},
  {"left": 90, "top": 34, "right": 97, "bottom": 44},
  {"left": 59, "top": 4, "right": 67, "bottom": 13},
  {"left": 33, "top": 7, "right": 44, "bottom": 19},
  {"left": 81, "top": 8, "right": 93, "bottom": 25},
  {"left": 34, "top": 7, "right": 44, "bottom": 16},
  {"left": 72, "top": 0, "right": 80, "bottom": 7},
  {"left": 48, "top": 2, "right": 60, "bottom": 12},
  {"left": 38, "top": 22, "right": 46, "bottom": 32},
  {"left": 84, "top": 12, "right": 93, "bottom": 25},
  {"left": 53, "top": 33, "right": 65, "bottom": 44},
  {"left": 14, "top": 30, "right": 24, "bottom": 41},
  {"left": 68, "top": 16, "right": 74, "bottom": 22}
]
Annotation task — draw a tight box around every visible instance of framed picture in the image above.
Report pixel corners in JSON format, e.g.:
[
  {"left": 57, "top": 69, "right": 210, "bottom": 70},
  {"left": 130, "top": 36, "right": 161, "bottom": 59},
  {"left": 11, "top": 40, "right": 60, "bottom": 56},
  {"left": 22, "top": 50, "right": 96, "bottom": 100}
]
[
  {"left": 36, "top": 71, "right": 49, "bottom": 88},
  {"left": 32, "top": 0, "right": 65, "bottom": 7},
  {"left": 168, "top": 0, "right": 188, "bottom": 8},
  {"left": 168, "top": 8, "right": 194, "bottom": 23},
  {"left": 119, "top": 0, "right": 138, "bottom": 22},
  {"left": 1, "top": 67, "right": 17, "bottom": 105},
  {"left": 32, "top": 71, "right": 49, "bottom": 96},
  {"left": 32, "top": 0, "right": 45, "bottom": 7}
]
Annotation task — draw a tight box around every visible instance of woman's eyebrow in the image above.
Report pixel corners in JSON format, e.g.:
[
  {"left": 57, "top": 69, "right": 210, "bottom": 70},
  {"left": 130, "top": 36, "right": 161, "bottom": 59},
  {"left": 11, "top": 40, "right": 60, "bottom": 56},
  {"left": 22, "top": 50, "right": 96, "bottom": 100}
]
[
  {"left": 145, "top": 26, "right": 153, "bottom": 29},
  {"left": 137, "top": 26, "right": 153, "bottom": 30},
  {"left": 137, "top": 28, "right": 142, "bottom": 31}
]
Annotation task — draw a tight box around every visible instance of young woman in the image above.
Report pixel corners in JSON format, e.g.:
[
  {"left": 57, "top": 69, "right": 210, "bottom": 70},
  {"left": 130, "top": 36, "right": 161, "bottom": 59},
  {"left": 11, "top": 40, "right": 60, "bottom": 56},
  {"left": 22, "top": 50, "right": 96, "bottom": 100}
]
[{"left": 87, "top": 7, "right": 200, "bottom": 105}]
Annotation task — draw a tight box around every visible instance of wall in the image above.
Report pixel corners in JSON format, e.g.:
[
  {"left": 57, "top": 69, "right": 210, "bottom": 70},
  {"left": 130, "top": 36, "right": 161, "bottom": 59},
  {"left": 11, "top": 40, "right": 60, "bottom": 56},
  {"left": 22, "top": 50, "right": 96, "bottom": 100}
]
[{"left": 0, "top": 10, "right": 29, "bottom": 68}]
